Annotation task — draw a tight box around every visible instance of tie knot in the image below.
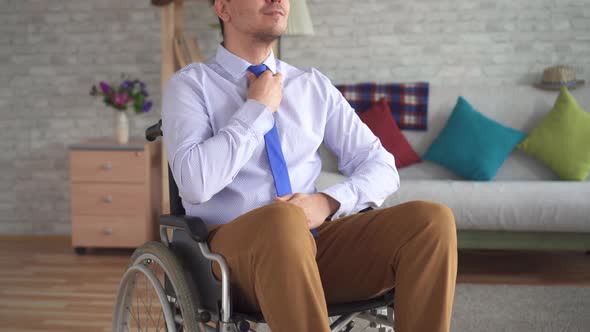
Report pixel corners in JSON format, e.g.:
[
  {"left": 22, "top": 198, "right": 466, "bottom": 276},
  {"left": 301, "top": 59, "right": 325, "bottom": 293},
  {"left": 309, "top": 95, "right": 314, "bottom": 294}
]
[{"left": 247, "top": 64, "right": 269, "bottom": 78}]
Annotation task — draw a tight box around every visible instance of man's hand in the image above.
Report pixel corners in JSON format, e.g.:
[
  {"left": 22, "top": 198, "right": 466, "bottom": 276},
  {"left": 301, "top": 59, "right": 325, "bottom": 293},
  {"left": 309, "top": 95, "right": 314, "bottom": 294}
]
[
  {"left": 274, "top": 193, "right": 341, "bottom": 230},
  {"left": 247, "top": 70, "right": 283, "bottom": 113}
]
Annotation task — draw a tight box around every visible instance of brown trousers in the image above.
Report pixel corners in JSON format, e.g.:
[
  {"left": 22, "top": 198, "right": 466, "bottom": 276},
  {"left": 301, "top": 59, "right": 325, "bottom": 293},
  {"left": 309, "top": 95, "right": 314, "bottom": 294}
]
[{"left": 208, "top": 200, "right": 457, "bottom": 332}]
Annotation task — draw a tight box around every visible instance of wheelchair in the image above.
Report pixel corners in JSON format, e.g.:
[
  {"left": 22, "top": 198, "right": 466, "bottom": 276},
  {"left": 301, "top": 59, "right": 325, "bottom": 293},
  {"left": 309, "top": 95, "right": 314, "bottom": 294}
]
[{"left": 111, "top": 120, "right": 396, "bottom": 332}]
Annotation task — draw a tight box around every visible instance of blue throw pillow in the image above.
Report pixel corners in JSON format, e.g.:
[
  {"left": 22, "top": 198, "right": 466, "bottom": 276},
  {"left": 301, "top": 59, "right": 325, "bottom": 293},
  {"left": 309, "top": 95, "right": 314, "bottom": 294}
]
[{"left": 423, "top": 96, "right": 526, "bottom": 181}]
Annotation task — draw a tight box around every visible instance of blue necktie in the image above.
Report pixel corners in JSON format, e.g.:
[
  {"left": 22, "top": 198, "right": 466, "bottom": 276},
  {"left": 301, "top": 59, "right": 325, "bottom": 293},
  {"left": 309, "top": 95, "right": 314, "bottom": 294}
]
[
  {"left": 247, "top": 64, "right": 318, "bottom": 238},
  {"left": 247, "top": 64, "right": 293, "bottom": 196}
]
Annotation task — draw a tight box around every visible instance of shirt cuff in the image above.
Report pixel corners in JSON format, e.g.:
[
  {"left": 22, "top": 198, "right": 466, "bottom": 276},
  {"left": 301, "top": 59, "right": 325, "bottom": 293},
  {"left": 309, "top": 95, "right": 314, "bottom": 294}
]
[
  {"left": 319, "top": 183, "right": 355, "bottom": 220},
  {"left": 231, "top": 99, "right": 275, "bottom": 140}
]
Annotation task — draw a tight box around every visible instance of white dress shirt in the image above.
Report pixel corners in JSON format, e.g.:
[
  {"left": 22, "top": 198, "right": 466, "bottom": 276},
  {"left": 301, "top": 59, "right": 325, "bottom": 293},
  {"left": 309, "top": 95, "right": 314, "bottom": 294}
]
[{"left": 161, "top": 44, "right": 400, "bottom": 227}]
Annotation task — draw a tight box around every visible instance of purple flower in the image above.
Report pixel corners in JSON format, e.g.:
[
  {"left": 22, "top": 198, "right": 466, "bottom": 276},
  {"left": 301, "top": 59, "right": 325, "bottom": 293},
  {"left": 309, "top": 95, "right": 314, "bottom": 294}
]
[
  {"left": 121, "top": 80, "right": 132, "bottom": 90},
  {"left": 99, "top": 81, "right": 111, "bottom": 94},
  {"left": 142, "top": 100, "right": 152, "bottom": 112}
]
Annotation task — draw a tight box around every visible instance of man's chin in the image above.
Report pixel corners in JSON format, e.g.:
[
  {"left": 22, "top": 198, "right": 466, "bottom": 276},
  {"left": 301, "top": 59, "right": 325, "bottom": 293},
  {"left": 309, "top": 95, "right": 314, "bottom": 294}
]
[{"left": 254, "top": 31, "right": 283, "bottom": 43}]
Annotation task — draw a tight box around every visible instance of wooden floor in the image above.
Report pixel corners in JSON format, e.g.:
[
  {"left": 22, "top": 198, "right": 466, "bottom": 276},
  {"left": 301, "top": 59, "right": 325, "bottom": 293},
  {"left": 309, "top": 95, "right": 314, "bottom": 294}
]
[{"left": 0, "top": 236, "right": 588, "bottom": 331}]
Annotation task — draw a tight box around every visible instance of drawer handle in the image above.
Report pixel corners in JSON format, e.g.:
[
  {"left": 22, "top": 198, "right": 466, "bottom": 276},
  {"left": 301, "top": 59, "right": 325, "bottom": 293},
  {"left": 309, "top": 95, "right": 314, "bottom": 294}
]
[
  {"left": 102, "top": 227, "right": 113, "bottom": 236},
  {"left": 103, "top": 195, "right": 113, "bottom": 203},
  {"left": 102, "top": 162, "right": 112, "bottom": 171}
]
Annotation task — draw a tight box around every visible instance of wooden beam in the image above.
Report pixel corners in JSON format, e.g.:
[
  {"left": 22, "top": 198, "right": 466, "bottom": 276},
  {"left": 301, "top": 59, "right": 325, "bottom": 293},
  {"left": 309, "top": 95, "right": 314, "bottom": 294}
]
[
  {"left": 160, "top": 1, "right": 177, "bottom": 215},
  {"left": 173, "top": 0, "right": 184, "bottom": 38},
  {"left": 172, "top": 0, "right": 188, "bottom": 68}
]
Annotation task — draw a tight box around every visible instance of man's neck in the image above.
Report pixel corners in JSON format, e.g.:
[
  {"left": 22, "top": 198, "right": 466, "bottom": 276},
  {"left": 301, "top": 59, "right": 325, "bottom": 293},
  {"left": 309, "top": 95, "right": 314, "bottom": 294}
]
[{"left": 223, "top": 34, "right": 275, "bottom": 65}]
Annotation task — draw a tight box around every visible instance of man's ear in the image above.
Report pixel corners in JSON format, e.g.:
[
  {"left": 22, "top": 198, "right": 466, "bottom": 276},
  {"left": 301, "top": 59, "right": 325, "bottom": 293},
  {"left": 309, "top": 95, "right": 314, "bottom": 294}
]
[{"left": 213, "top": 0, "right": 231, "bottom": 24}]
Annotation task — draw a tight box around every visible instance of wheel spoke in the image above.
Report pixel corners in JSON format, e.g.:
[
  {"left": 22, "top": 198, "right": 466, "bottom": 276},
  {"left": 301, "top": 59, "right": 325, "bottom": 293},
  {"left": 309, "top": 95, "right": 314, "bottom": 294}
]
[
  {"left": 127, "top": 270, "right": 160, "bottom": 332},
  {"left": 144, "top": 271, "right": 151, "bottom": 331},
  {"left": 133, "top": 273, "right": 144, "bottom": 332},
  {"left": 151, "top": 260, "right": 169, "bottom": 332},
  {"left": 148, "top": 261, "right": 153, "bottom": 328},
  {"left": 155, "top": 310, "right": 164, "bottom": 332},
  {"left": 126, "top": 306, "right": 145, "bottom": 332},
  {"left": 136, "top": 281, "right": 163, "bottom": 329}
]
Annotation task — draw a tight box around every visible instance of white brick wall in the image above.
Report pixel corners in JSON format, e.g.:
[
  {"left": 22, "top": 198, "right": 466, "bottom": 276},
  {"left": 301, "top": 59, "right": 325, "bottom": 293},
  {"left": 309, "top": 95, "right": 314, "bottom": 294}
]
[
  {"left": 284, "top": 0, "right": 590, "bottom": 85},
  {"left": 0, "top": 0, "right": 162, "bottom": 234},
  {"left": 0, "top": 0, "right": 589, "bottom": 234}
]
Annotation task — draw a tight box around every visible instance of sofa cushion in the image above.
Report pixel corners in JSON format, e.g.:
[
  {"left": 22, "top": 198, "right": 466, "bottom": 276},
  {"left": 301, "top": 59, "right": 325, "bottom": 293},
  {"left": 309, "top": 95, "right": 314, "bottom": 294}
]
[
  {"left": 517, "top": 87, "right": 590, "bottom": 181},
  {"left": 314, "top": 172, "right": 590, "bottom": 233},
  {"left": 358, "top": 98, "right": 421, "bottom": 168},
  {"left": 423, "top": 96, "right": 526, "bottom": 181},
  {"left": 384, "top": 180, "right": 590, "bottom": 233}
]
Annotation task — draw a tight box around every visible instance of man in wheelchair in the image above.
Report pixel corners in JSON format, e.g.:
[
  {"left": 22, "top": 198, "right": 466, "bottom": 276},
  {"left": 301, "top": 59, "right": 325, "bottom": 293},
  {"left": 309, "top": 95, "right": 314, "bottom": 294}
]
[{"left": 151, "top": 0, "right": 457, "bottom": 331}]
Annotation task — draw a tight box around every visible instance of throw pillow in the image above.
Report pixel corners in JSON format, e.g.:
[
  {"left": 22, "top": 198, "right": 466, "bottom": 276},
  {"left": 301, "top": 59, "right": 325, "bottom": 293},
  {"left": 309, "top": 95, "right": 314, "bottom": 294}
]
[
  {"left": 423, "top": 96, "right": 526, "bottom": 181},
  {"left": 517, "top": 87, "right": 590, "bottom": 181},
  {"left": 358, "top": 98, "right": 421, "bottom": 168}
]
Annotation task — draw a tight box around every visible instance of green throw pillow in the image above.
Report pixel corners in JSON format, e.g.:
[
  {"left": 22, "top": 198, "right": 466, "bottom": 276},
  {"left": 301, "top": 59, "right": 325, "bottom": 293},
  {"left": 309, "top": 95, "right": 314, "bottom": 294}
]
[{"left": 518, "top": 87, "right": 590, "bottom": 181}]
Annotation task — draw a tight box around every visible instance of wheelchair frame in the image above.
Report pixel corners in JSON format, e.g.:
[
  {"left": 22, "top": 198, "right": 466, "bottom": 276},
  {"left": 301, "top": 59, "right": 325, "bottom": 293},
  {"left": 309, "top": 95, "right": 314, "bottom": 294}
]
[{"left": 112, "top": 120, "right": 396, "bottom": 332}]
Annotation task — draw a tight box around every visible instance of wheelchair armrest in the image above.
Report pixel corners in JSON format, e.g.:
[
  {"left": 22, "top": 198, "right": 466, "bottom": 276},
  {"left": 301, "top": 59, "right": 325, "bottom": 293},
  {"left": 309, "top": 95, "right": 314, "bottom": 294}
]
[{"left": 159, "top": 214, "right": 209, "bottom": 243}]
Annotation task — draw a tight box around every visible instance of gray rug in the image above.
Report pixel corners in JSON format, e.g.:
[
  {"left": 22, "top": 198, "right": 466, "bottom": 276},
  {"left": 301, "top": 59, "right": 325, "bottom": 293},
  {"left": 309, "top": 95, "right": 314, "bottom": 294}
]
[
  {"left": 451, "top": 284, "right": 590, "bottom": 332},
  {"left": 347, "top": 284, "right": 590, "bottom": 332},
  {"left": 257, "top": 284, "right": 590, "bottom": 331}
]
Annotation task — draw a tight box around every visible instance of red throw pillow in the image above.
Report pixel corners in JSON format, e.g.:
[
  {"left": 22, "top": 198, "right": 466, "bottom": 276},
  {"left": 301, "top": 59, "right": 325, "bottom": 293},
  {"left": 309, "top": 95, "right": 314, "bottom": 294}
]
[{"left": 359, "top": 98, "right": 421, "bottom": 168}]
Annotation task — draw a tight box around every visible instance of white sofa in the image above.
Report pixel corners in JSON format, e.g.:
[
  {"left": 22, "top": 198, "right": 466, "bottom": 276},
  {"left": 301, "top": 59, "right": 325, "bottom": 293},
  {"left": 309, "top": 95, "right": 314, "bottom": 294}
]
[{"left": 315, "top": 84, "right": 590, "bottom": 251}]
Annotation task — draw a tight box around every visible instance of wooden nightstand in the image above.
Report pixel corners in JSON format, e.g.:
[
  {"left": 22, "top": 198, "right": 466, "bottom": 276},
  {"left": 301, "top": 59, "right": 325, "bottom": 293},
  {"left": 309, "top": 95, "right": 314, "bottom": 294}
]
[{"left": 69, "top": 139, "right": 162, "bottom": 254}]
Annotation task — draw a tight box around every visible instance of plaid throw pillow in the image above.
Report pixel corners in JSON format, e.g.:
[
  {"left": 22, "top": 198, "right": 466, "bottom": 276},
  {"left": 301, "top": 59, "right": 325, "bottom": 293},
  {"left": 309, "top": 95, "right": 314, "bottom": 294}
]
[{"left": 335, "top": 82, "right": 429, "bottom": 130}]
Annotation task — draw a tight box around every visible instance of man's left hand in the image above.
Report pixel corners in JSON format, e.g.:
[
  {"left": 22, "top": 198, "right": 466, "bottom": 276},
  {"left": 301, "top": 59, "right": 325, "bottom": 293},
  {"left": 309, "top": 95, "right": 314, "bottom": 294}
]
[{"left": 274, "top": 193, "right": 341, "bottom": 230}]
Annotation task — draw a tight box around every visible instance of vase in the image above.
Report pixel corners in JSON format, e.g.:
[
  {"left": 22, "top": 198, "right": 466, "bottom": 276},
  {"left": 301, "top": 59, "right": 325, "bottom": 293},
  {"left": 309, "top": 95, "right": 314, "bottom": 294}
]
[{"left": 115, "top": 112, "right": 129, "bottom": 144}]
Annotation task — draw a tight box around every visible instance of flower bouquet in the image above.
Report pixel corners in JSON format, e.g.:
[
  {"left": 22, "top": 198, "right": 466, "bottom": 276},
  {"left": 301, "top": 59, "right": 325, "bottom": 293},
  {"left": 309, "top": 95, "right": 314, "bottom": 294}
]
[{"left": 90, "top": 74, "right": 153, "bottom": 144}]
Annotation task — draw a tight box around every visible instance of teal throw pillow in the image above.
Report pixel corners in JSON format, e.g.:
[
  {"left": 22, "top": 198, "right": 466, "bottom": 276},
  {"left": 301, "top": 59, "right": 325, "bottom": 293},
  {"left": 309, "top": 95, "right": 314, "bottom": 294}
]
[{"left": 423, "top": 96, "right": 526, "bottom": 181}]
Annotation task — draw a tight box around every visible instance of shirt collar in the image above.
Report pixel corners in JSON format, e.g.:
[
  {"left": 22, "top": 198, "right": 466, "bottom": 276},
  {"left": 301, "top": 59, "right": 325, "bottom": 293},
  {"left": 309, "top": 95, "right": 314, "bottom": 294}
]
[{"left": 215, "top": 43, "right": 278, "bottom": 78}]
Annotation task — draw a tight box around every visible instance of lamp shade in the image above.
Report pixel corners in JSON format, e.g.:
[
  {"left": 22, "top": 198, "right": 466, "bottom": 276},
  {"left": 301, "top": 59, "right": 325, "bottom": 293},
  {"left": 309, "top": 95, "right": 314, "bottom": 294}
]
[{"left": 286, "top": 0, "right": 314, "bottom": 35}]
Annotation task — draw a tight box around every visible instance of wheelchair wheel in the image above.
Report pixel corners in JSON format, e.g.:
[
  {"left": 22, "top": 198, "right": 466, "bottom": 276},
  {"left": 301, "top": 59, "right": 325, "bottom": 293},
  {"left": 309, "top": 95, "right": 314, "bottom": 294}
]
[{"left": 112, "top": 241, "right": 206, "bottom": 332}]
